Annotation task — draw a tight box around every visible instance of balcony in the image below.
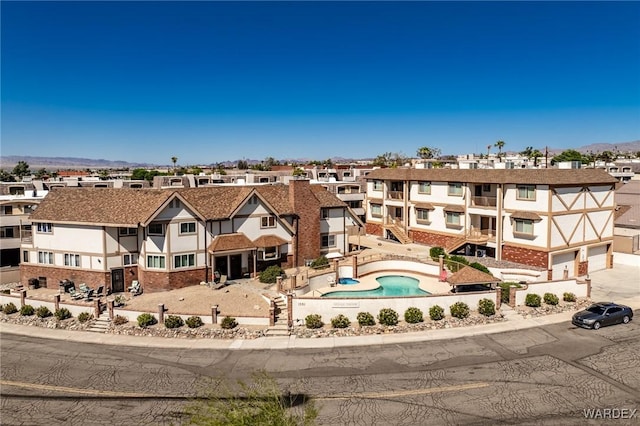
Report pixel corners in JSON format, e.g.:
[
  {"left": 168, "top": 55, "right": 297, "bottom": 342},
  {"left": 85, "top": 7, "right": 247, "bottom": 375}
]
[
  {"left": 467, "top": 228, "right": 494, "bottom": 243},
  {"left": 471, "top": 196, "right": 497, "bottom": 208},
  {"left": 387, "top": 191, "right": 404, "bottom": 200}
]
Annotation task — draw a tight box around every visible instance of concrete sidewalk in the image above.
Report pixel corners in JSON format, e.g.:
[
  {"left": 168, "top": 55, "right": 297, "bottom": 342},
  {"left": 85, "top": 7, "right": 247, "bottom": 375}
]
[{"left": 1, "top": 262, "right": 638, "bottom": 350}]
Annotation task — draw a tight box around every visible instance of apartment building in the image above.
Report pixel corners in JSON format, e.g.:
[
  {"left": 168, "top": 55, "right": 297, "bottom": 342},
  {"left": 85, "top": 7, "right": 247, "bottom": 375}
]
[
  {"left": 20, "top": 179, "right": 362, "bottom": 293},
  {"left": 365, "top": 168, "right": 618, "bottom": 279}
]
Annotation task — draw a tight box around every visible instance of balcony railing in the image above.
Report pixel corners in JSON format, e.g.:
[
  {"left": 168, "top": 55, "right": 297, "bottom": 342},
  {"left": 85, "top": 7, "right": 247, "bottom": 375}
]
[
  {"left": 467, "top": 228, "right": 494, "bottom": 242},
  {"left": 21, "top": 231, "right": 33, "bottom": 243},
  {"left": 387, "top": 191, "right": 404, "bottom": 200},
  {"left": 471, "top": 196, "right": 497, "bottom": 207}
]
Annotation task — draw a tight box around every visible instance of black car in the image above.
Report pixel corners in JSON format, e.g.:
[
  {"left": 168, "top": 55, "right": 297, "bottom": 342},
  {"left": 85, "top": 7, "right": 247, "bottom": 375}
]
[{"left": 572, "top": 302, "right": 634, "bottom": 330}]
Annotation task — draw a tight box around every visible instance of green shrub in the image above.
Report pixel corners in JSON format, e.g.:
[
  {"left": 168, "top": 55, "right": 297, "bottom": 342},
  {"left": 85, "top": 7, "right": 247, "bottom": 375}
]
[
  {"left": 78, "top": 312, "right": 92, "bottom": 323},
  {"left": 259, "top": 265, "right": 286, "bottom": 284},
  {"left": 450, "top": 302, "right": 470, "bottom": 319},
  {"left": 499, "top": 282, "right": 521, "bottom": 304},
  {"left": 112, "top": 315, "right": 128, "bottom": 325},
  {"left": 470, "top": 262, "right": 491, "bottom": 274},
  {"left": 186, "top": 316, "right": 204, "bottom": 328},
  {"left": 478, "top": 298, "right": 496, "bottom": 316},
  {"left": 356, "top": 312, "right": 375, "bottom": 327},
  {"left": 429, "top": 305, "right": 445, "bottom": 321},
  {"left": 446, "top": 256, "right": 468, "bottom": 272},
  {"left": 164, "top": 315, "right": 184, "bottom": 329},
  {"left": 331, "top": 314, "right": 351, "bottom": 329},
  {"left": 221, "top": 316, "right": 238, "bottom": 329},
  {"left": 543, "top": 293, "right": 559, "bottom": 306},
  {"left": 430, "top": 246, "right": 446, "bottom": 261},
  {"left": 310, "top": 256, "right": 329, "bottom": 269},
  {"left": 525, "top": 293, "right": 541, "bottom": 307},
  {"left": 36, "top": 306, "right": 52, "bottom": 318},
  {"left": 114, "top": 295, "right": 126, "bottom": 306},
  {"left": 563, "top": 292, "right": 577, "bottom": 302},
  {"left": 3, "top": 302, "right": 17, "bottom": 314},
  {"left": 137, "top": 313, "right": 157, "bottom": 328},
  {"left": 54, "top": 307, "right": 72, "bottom": 320},
  {"left": 404, "top": 307, "right": 424, "bottom": 324},
  {"left": 20, "top": 305, "right": 35, "bottom": 316},
  {"left": 377, "top": 308, "right": 399, "bottom": 326},
  {"left": 305, "top": 314, "right": 323, "bottom": 329}
]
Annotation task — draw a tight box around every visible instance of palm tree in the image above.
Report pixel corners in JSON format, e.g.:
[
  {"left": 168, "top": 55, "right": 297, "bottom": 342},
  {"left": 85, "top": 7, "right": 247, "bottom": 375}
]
[
  {"left": 486, "top": 145, "right": 492, "bottom": 158},
  {"left": 171, "top": 156, "right": 178, "bottom": 175},
  {"left": 494, "top": 140, "right": 505, "bottom": 161}
]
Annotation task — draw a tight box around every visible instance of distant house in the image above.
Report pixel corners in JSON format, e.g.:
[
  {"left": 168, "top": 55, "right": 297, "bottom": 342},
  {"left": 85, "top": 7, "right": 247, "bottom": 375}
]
[
  {"left": 20, "top": 179, "right": 363, "bottom": 293},
  {"left": 364, "top": 168, "right": 618, "bottom": 280}
]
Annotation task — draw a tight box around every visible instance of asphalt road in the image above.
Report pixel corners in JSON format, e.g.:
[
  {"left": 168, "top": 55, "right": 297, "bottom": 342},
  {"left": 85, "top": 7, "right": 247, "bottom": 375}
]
[{"left": 2, "top": 319, "right": 639, "bottom": 426}]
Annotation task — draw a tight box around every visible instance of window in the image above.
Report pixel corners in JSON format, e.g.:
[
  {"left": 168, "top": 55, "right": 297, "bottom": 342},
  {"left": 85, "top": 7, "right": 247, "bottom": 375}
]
[
  {"left": 38, "top": 251, "right": 53, "bottom": 264},
  {"left": 418, "top": 181, "right": 431, "bottom": 194},
  {"left": 174, "top": 253, "right": 195, "bottom": 268},
  {"left": 119, "top": 227, "right": 137, "bottom": 236},
  {"left": 483, "top": 184, "right": 491, "bottom": 192},
  {"left": 2, "top": 206, "right": 13, "bottom": 215},
  {"left": 370, "top": 203, "right": 382, "bottom": 217},
  {"left": 170, "top": 199, "right": 181, "bottom": 208},
  {"left": 514, "top": 219, "right": 534, "bottom": 235},
  {"left": 416, "top": 209, "right": 430, "bottom": 223},
  {"left": 261, "top": 216, "right": 276, "bottom": 228},
  {"left": 147, "top": 255, "right": 166, "bottom": 269},
  {"left": 148, "top": 223, "right": 164, "bottom": 235},
  {"left": 347, "top": 200, "right": 361, "bottom": 209},
  {"left": 180, "top": 222, "right": 196, "bottom": 234},
  {"left": 373, "top": 180, "right": 383, "bottom": 191},
  {"left": 123, "top": 253, "right": 138, "bottom": 266},
  {"left": 130, "top": 183, "right": 143, "bottom": 189},
  {"left": 0, "top": 227, "right": 16, "bottom": 238},
  {"left": 446, "top": 212, "right": 461, "bottom": 226},
  {"left": 64, "top": 253, "right": 81, "bottom": 267},
  {"left": 23, "top": 250, "right": 29, "bottom": 263},
  {"left": 37, "top": 223, "right": 52, "bottom": 233},
  {"left": 517, "top": 185, "right": 536, "bottom": 200},
  {"left": 9, "top": 187, "right": 25, "bottom": 195},
  {"left": 259, "top": 246, "right": 279, "bottom": 261},
  {"left": 321, "top": 234, "right": 336, "bottom": 248},
  {"left": 321, "top": 208, "right": 330, "bottom": 219},
  {"left": 448, "top": 182, "right": 463, "bottom": 196},
  {"left": 24, "top": 205, "right": 34, "bottom": 214}
]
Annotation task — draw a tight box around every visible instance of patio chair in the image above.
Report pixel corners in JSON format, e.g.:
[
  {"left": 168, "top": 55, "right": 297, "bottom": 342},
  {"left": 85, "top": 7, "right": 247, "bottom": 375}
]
[
  {"left": 79, "top": 283, "right": 90, "bottom": 293},
  {"left": 68, "top": 287, "right": 84, "bottom": 300},
  {"left": 128, "top": 280, "right": 142, "bottom": 296},
  {"left": 94, "top": 285, "right": 105, "bottom": 298},
  {"left": 84, "top": 289, "right": 94, "bottom": 301},
  {"left": 211, "top": 275, "right": 227, "bottom": 290}
]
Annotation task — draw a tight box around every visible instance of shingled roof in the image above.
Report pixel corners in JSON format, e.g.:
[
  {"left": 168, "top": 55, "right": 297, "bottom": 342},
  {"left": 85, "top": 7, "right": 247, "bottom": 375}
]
[
  {"left": 447, "top": 266, "right": 501, "bottom": 286},
  {"left": 365, "top": 168, "right": 618, "bottom": 185},
  {"left": 30, "top": 184, "right": 350, "bottom": 226},
  {"left": 29, "top": 188, "right": 171, "bottom": 226},
  {"left": 208, "top": 233, "right": 256, "bottom": 252}
]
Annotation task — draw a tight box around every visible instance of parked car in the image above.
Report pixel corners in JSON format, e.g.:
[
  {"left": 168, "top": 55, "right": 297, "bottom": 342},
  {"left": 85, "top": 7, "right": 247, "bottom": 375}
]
[{"left": 572, "top": 302, "right": 634, "bottom": 330}]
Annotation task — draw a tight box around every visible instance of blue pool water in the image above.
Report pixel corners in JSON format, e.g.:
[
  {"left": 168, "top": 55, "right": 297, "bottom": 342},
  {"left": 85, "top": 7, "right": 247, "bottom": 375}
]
[
  {"left": 338, "top": 277, "right": 360, "bottom": 285},
  {"left": 323, "top": 275, "right": 430, "bottom": 298}
]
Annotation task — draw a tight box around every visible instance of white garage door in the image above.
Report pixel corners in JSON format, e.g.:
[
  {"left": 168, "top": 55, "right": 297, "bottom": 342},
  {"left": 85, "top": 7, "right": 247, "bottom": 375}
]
[
  {"left": 552, "top": 251, "right": 576, "bottom": 280},
  {"left": 588, "top": 245, "right": 608, "bottom": 272}
]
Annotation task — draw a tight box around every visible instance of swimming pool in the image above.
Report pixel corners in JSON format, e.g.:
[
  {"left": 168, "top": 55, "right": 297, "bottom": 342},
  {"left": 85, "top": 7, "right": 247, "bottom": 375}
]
[
  {"left": 322, "top": 275, "right": 430, "bottom": 298},
  {"left": 338, "top": 277, "right": 360, "bottom": 285}
]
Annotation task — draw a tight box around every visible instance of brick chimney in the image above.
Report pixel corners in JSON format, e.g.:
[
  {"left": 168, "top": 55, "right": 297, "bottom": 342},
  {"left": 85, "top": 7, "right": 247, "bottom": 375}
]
[{"left": 288, "top": 178, "right": 321, "bottom": 266}]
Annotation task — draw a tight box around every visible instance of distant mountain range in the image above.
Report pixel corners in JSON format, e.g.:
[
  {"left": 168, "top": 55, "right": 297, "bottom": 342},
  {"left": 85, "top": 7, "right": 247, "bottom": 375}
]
[{"left": 1, "top": 140, "right": 638, "bottom": 169}]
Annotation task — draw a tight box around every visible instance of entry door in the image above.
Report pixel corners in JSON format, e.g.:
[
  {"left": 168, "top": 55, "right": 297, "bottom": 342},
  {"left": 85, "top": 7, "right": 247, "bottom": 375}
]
[
  {"left": 111, "top": 268, "right": 125, "bottom": 293},
  {"left": 230, "top": 254, "right": 242, "bottom": 279}
]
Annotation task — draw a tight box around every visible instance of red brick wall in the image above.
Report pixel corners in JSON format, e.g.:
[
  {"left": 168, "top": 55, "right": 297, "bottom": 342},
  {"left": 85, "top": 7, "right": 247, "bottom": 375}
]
[
  {"left": 366, "top": 222, "right": 383, "bottom": 236},
  {"left": 137, "top": 268, "right": 206, "bottom": 293},
  {"left": 289, "top": 180, "right": 321, "bottom": 266},
  {"left": 20, "top": 265, "right": 110, "bottom": 291},
  {"left": 578, "top": 261, "right": 588, "bottom": 276},
  {"left": 409, "top": 230, "right": 457, "bottom": 248},
  {"left": 502, "top": 245, "right": 548, "bottom": 268}
]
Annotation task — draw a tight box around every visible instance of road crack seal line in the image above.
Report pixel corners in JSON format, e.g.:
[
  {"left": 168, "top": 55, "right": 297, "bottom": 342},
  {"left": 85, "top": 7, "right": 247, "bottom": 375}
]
[
  {"left": 314, "top": 381, "right": 490, "bottom": 400},
  {"left": 0, "top": 379, "right": 165, "bottom": 398}
]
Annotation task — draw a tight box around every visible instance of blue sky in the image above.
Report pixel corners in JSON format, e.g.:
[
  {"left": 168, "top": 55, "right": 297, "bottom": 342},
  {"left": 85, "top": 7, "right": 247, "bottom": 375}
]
[{"left": 2, "top": 1, "right": 639, "bottom": 166}]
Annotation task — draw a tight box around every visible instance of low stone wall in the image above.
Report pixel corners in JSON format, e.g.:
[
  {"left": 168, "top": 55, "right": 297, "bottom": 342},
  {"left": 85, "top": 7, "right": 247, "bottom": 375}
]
[
  {"left": 513, "top": 279, "right": 588, "bottom": 306},
  {"left": 0, "top": 293, "right": 270, "bottom": 326},
  {"left": 291, "top": 290, "right": 499, "bottom": 324},
  {"left": 488, "top": 268, "right": 544, "bottom": 283},
  {"left": 358, "top": 260, "right": 440, "bottom": 277}
]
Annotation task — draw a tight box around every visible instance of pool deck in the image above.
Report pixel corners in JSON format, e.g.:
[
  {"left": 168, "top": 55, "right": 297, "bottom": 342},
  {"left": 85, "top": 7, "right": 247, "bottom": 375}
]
[{"left": 311, "top": 271, "right": 452, "bottom": 297}]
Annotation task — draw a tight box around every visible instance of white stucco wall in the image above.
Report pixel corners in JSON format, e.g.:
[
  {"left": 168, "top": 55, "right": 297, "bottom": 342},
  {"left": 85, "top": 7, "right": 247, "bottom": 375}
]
[{"left": 513, "top": 279, "right": 588, "bottom": 305}]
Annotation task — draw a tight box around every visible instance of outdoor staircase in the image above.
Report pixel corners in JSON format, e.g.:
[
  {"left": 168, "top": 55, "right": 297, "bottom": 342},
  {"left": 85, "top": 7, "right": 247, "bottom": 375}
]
[
  {"left": 86, "top": 311, "right": 110, "bottom": 333},
  {"left": 384, "top": 223, "right": 412, "bottom": 244},
  {"left": 265, "top": 296, "right": 290, "bottom": 337},
  {"left": 445, "top": 236, "right": 467, "bottom": 253}
]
